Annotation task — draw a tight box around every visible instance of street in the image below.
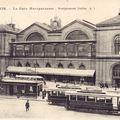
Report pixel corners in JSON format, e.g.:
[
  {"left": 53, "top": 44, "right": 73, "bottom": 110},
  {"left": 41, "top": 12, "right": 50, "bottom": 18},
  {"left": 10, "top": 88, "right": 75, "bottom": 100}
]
[{"left": 0, "top": 98, "right": 119, "bottom": 120}]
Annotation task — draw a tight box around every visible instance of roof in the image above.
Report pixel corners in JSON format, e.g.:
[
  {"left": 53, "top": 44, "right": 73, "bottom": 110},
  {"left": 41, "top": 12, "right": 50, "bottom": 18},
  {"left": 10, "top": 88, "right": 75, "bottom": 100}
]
[
  {"left": 96, "top": 15, "right": 120, "bottom": 27},
  {"left": 16, "top": 75, "right": 43, "bottom": 79},
  {"left": 1, "top": 77, "right": 41, "bottom": 84},
  {"left": 36, "top": 22, "right": 52, "bottom": 31},
  {"left": 65, "top": 91, "right": 119, "bottom": 97},
  {"left": 19, "top": 22, "right": 52, "bottom": 33},
  {"left": 20, "top": 19, "right": 96, "bottom": 33},
  {"left": 0, "top": 24, "right": 20, "bottom": 33},
  {"left": 61, "top": 19, "right": 96, "bottom": 30},
  {"left": 7, "top": 66, "right": 95, "bottom": 77},
  {"left": 7, "top": 66, "right": 35, "bottom": 73}
]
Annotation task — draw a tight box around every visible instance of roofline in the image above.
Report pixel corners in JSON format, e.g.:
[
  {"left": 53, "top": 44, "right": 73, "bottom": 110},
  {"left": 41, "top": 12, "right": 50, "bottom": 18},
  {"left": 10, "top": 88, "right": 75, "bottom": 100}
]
[
  {"left": 61, "top": 20, "right": 97, "bottom": 30},
  {"left": 96, "top": 23, "right": 120, "bottom": 27},
  {"left": 19, "top": 23, "right": 52, "bottom": 33},
  {"left": 0, "top": 30, "right": 19, "bottom": 34}
]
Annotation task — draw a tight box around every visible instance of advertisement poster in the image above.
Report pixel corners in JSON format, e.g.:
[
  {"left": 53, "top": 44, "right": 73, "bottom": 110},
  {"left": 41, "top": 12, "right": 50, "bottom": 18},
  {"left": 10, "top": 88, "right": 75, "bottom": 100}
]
[{"left": 0, "top": 0, "right": 120, "bottom": 120}]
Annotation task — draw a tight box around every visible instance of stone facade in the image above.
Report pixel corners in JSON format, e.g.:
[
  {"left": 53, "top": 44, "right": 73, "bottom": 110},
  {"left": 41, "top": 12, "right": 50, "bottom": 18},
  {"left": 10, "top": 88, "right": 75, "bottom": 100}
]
[{"left": 1, "top": 15, "right": 120, "bottom": 87}]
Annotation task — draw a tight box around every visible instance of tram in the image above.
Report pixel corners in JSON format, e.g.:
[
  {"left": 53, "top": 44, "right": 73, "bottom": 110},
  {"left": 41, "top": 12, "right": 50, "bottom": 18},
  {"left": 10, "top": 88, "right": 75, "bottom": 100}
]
[
  {"left": 65, "top": 91, "right": 120, "bottom": 115},
  {"left": 47, "top": 86, "right": 105, "bottom": 106},
  {"left": 47, "top": 88, "right": 67, "bottom": 105}
]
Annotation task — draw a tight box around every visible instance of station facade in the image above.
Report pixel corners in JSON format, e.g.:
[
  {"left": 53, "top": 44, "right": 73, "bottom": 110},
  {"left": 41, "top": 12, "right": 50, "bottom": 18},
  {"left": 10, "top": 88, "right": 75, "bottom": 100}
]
[{"left": 0, "top": 14, "right": 120, "bottom": 87}]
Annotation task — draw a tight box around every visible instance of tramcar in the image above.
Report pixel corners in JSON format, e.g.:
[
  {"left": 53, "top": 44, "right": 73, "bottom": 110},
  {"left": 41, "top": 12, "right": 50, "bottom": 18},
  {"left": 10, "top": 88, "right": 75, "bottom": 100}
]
[
  {"left": 47, "top": 86, "right": 106, "bottom": 106},
  {"left": 65, "top": 91, "right": 120, "bottom": 115},
  {"left": 47, "top": 88, "right": 67, "bottom": 105}
]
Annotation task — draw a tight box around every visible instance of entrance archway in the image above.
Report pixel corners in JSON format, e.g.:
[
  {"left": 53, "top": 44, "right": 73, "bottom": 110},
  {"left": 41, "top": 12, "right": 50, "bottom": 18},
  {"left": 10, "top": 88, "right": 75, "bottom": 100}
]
[{"left": 112, "top": 64, "right": 120, "bottom": 87}]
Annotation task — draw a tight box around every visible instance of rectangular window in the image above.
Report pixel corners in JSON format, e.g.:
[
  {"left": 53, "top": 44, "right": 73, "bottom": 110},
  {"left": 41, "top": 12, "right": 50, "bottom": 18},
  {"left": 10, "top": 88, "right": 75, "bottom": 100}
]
[
  {"left": 77, "top": 96, "right": 85, "bottom": 101},
  {"left": 96, "top": 97, "right": 105, "bottom": 103},
  {"left": 70, "top": 95, "right": 76, "bottom": 100},
  {"left": 87, "top": 96, "right": 95, "bottom": 102}
]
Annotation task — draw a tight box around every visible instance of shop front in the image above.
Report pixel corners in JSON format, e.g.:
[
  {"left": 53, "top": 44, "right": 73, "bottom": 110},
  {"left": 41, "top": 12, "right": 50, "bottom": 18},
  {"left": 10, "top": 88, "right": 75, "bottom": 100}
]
[{"left": 0, "top": 78, "right": 43, "bottom": 97}]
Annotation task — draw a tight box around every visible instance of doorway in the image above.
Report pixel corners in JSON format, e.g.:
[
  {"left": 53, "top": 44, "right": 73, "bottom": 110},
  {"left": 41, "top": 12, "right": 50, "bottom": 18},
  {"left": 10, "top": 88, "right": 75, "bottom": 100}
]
[{"left": 9, "top": 85, "right": 14, "bottom": 95}]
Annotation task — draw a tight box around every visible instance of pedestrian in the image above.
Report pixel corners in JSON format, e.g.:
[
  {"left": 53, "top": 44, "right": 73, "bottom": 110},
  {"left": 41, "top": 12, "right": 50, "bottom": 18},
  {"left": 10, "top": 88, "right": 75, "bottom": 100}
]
[{"left": 25, "top": 100, "right": 30, "bottom": 112}]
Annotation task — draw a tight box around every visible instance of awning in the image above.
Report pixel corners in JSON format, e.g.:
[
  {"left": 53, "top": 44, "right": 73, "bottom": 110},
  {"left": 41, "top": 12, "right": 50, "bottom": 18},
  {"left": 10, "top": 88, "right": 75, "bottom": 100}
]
[
  {"left": 1, "top": 78, "right": 40, "bottom": 84},
  {"left": 7, "top": 66, "right": 95, "bottom": 77}
]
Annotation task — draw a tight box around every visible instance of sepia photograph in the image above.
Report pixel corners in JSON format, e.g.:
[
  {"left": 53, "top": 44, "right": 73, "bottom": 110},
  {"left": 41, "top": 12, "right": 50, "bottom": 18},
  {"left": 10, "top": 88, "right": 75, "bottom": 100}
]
[{"left": 0, "top": 0, "right": 120, "bottom": 120}]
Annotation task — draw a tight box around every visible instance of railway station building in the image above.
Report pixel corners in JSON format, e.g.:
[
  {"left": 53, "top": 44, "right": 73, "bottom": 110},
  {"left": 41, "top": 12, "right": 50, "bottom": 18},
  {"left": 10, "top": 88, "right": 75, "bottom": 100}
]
[{"left": 0, "top": 13, "right": 120, "bottom": 87}]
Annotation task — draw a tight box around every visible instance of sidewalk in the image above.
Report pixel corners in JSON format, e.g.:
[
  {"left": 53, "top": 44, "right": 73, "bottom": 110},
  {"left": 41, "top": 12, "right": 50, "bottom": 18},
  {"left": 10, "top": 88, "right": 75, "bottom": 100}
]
[{"left": 0, "top": 94, "right": 47, "bottom": 102}]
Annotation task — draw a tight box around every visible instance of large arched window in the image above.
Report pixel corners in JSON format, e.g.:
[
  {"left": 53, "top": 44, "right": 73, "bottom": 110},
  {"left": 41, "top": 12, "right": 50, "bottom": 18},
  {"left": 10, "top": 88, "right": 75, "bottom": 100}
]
[
  {"left": 112, "top": 64, "right": 120, "bottom": 78},
  {"left": 66, "top": 30, "right": 89, "bottom": 40},
  {"left": 112, "top": 64, "right": 120, "bottom": 87},
  {"left": 26, "top": 32, "right": 44, "bottom": 41},
  {"left": 114, "top": 34, "right": 120, "bottom": 54}
]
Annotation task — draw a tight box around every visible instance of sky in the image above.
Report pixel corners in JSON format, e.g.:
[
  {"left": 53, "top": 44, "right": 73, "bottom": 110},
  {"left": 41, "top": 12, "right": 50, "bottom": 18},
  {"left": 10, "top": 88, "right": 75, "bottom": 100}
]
[{"left": 0, "top": 0, "right": 120, "bottom": 29}]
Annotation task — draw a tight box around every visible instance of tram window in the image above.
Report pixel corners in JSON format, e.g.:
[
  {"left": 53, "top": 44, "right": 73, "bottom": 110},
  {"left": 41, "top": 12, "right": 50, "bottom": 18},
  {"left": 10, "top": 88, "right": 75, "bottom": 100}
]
[
  {"left": 106, "top": 97, "right": 112, "bottom": 103},
  {"left": 58, "top": 91, "right": 64, "bottom": 96},
  {"left": 96, "top": 98, "right": 105, "bottom": 103},
  {"left": 70, "top": 95, "right": 76, "bottom": 100},
  {"left": 78, "top": 96, "right": 85, "bottom": 101},
  {"left": 52, "top": 91, "right": 57, "bottom": 95},
  {"left": 49, "top": 91, "right": 52, "bottom": 95},
  {"left": 87, "top": 96, "right": 95, "bottom": 102}
]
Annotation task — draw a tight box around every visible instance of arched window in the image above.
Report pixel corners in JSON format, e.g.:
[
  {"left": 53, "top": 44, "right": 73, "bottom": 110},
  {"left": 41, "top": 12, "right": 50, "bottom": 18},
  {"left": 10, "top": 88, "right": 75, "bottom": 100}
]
[
  {"left": 68, "top": 63, "right": 74, "bottom": 69},
  {"left": 25, "top": 62, "right": 31, "bottom": 67},
  {"left": 79, "top": 64, "right": 86, "bottom": 69},
  {"left": 17, "top": 61, "right": 22, "bottom": 67},
  {"left": 66, "top": 30, "right": 89, "bottom": 40},
  {"left": 34, "top": 62, "right": 39, "bottom": 68},
  {"left": 46, "top": 63, "right": 51, "bottom": 67},
  {"left": 58, "top": 63, "right": 64, "bottom": 68},
  {"left": 114, "top": 34, "right": 120, "bottom": 54},
  {"left": 112, "top": 64, "right": 120, "bottom": 78},
  {"left": 26, "top": 32, "right": 44, "bottom": 41}
]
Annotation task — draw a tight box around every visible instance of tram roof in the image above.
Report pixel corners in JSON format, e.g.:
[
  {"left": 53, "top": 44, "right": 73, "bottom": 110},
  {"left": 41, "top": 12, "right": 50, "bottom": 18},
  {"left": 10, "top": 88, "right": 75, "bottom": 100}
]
[
  {"left": 65, "top": 91, "right": 120, "bottom": 97},
  {"left": 7, "top": 66, "right": 95, "bottom": 77}
]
